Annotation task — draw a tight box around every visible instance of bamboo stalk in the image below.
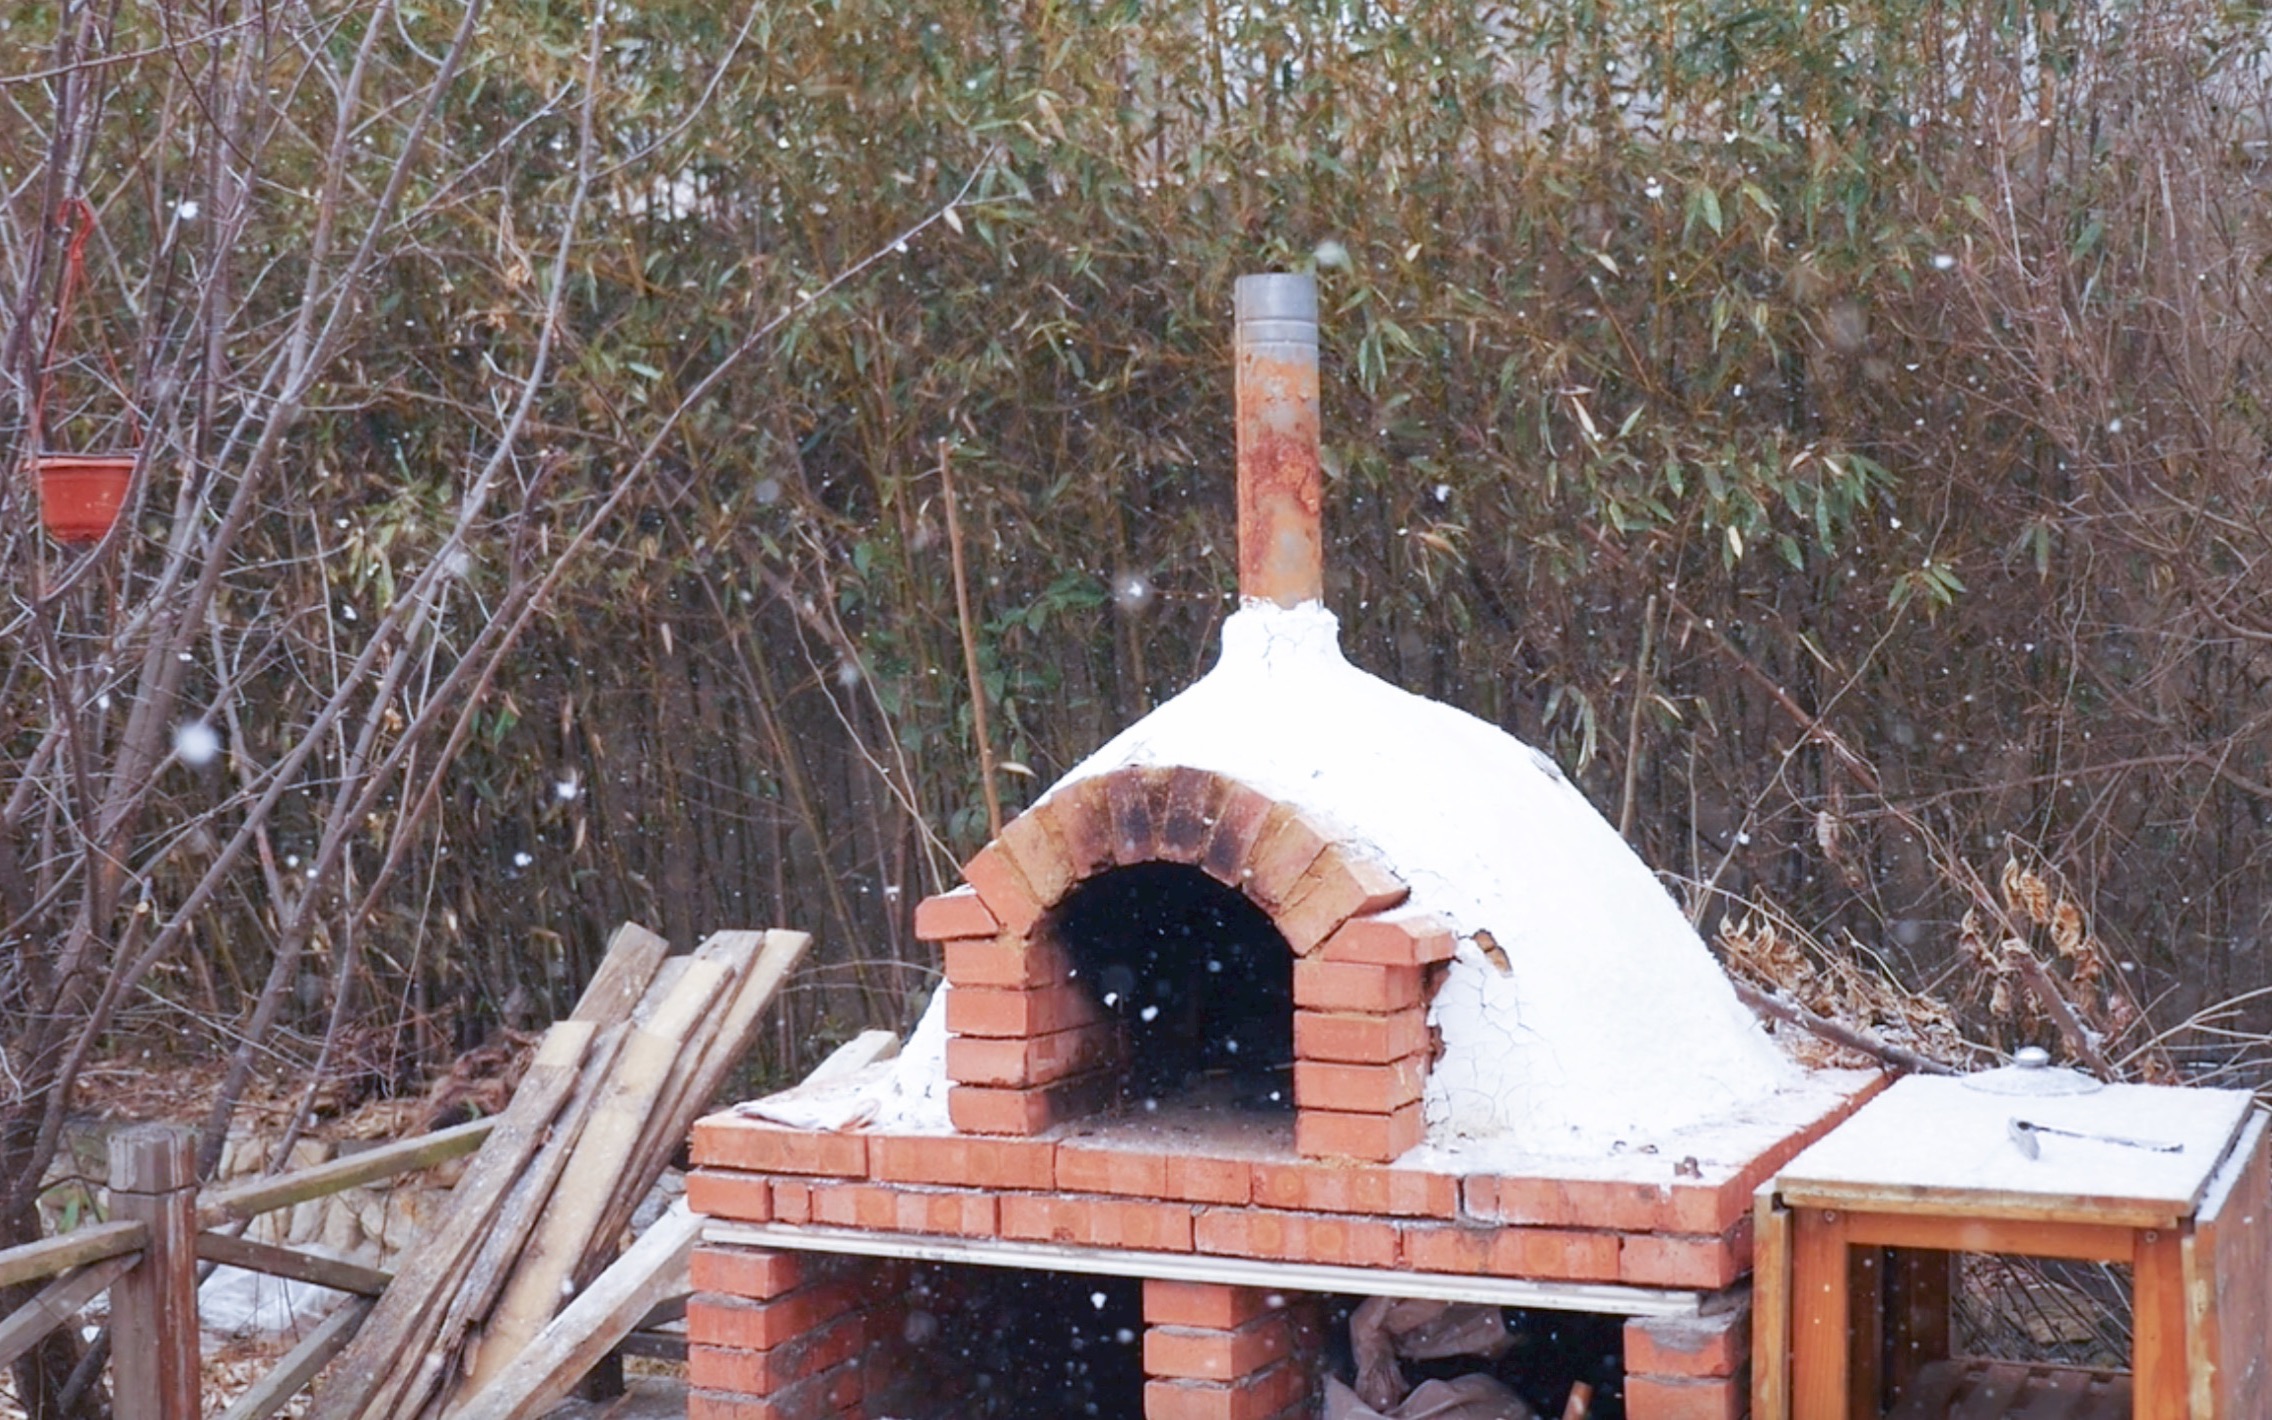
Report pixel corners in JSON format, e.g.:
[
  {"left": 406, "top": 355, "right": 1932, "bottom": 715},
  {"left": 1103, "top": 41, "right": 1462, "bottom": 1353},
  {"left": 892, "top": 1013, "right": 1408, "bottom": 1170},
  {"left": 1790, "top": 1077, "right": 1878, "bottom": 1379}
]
[{"left": 939, "top": 439, "right": 1003, "bottom": 840}]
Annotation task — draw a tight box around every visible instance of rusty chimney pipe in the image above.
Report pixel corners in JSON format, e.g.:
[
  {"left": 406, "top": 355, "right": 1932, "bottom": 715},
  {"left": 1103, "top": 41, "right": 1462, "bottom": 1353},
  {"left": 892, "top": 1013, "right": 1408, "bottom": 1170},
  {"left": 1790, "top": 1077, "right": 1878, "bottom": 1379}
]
[{"left": 1234, "top": 273, "right": 1323, "bottom": 608}]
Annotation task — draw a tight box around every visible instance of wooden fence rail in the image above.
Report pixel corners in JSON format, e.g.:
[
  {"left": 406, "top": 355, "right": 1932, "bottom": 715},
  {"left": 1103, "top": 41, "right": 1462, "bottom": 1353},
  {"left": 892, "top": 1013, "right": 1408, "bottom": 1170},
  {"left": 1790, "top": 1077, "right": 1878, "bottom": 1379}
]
[{"left": 0, "top": 1118, "right": 496, "bottom": 1420}]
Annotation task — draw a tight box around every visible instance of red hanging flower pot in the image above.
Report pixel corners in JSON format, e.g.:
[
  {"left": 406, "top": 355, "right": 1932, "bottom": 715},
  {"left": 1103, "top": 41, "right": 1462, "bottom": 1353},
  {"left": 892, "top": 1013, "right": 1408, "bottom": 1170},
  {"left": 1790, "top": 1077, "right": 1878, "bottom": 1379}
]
[{"left": 34, "top": 451, "right": 136, "bottom": 544}]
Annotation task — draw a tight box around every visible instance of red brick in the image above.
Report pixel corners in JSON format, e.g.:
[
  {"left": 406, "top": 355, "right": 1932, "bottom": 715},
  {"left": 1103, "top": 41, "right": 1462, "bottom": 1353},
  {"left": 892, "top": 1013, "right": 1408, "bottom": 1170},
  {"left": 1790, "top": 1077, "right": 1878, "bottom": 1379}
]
[
  {"left": 945, "top": 982, "right": 1106, "bottom": 1037},
  {"left": 1274, "top": 851, "right": 1410, "bottom": 954},
  {"left": 770, "top": 1179, "right": 812, "bottom": 1224},
  {"left": 1143, "top": 1360, "right": 1307, "bottom": 1420},
  {"left": 1293, "top": 1008, "right": 1429, "bottom": 1064},
  {"left": 1242, "top": 806, "right": 1332, "bottom": 910},
  {"left": 689, "top": 1361, "right": 864, "bottom": 1420},
  {"left": 1321, "top": 910, "right": 1457, "bottom": 967},
  {"left": 1293, "top": 1055, "right": 1426, "bottom": 1114},
  {"left": 1295, "top": 1104, "right": 1424, "bottom": 1163},
  {"left": 1041, "top": 777, "right": 1117, "bottom": 877},
  {"left": 946, "top": 1023, "right": 1116, "bottom": 1087},
  {"left": 962, "top": 842, "right": 1045, "bottom": 935},
  {"left": 1292, "top": 959, "right": 1423, "bottom": 1012},
  {"left": 1142, "top": 1280, "right": 1277, "bottom": 1329},
  {"left": 1200, "top": 783, "right": 1278, "bottom": 888},
  {"left": 1495, "top": 1225, "right": 1622, "bottom": 1281},
  {"left": 688, "top": 1286, "right": 866, "bottom": 1353},
  {"left": 1144, "top": 1312, "right": 1294, "bottom": 1381},
  {"left": 807, "top": 1182, "right": 995, "bottom": 1237},
  {"left": 1399, "top": 1222, "right": 1497, "bottom": 1274},
  {"left": 689, "top": 1311, "right": 867, "bottom": 1392},
  {"left": 1622, "top": 1373, "right": 1746, "bottom": 1420},
  {"left": 1165, "top": 1153, "right": 1254, "bottom": 1205},
  {"left": 1158, "top": 769, "right": 1230, "bottom": 863},
  {"left": 869, "top": 1133, "right": 1055, "bottom": 1190},
  {"left": 691, "top": 1118, "right": 868, "bottom": 1177},
  {"left": 997, "top": 807, "right": 1076, "bottom": 908},
  {"left": 912, "top": 886, "right": 1000, "bottom": 941},
  {"left": 941, "top": 936, "right": 1071, "bottom": 990},
  {"left": 1193, "top": 1207, "right": 1399, "bottom": 1268},
  {"left": 1000, "top": 1193, "right": 1196, "bottom": 1251},
  {"left": 1106, "top": 767, "right": 1173, "bottom": 864},
  {"left": 1619, "top": 1224, "right": 1748, "bottom": 1290},
  {"left": 691, "top": 1246, "right": 804, "bottom": 1300},
  {"left": 1467, "top": 1174, "right": 1676, "bottom": 1232},
  {"left": 1624, "top": 1309, "right": 1749, "bottom": 1380},
  {"left": 947, "top": 1071, "right": 1114, "bottom": 1135},
  {"left": 1057, "top": 1143, "right": 1167, "bottom": 1196},
  {"left": 688, "top": 1170, "right": 775, "bottom": 1223},
  {"left": 1249, "top": 1160, "right": 1456, "bottom": 1218}
]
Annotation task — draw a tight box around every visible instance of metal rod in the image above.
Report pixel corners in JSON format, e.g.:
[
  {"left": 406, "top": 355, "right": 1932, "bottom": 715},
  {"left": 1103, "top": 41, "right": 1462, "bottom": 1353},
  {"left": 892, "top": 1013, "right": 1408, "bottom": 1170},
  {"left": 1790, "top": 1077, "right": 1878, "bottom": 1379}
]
[
  {"left": 1234, "top": 272, "right": 1323, "bottom": 608},
  {"left": 704, "top": 1221, "right": 1710, "bottom": 1318}
]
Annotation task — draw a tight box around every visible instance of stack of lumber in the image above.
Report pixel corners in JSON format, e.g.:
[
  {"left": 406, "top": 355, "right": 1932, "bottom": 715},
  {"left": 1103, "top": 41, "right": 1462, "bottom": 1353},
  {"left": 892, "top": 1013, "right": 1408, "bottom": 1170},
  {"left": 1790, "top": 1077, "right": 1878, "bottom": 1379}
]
[{"left": 306, "top": 923, "right": 811, "bottom": 1420}]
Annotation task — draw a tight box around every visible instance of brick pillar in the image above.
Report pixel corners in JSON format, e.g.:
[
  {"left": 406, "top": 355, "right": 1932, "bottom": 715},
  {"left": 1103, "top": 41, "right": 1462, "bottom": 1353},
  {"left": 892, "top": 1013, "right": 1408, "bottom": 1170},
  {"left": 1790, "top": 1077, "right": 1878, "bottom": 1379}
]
[
  {"left": 1623, "top": 1302, "right": 1750, "bottom": 1420},
  {"left": 687, "top": 1247, "right": 905, "bottom": 1420},
  {"left": 1141, "top": 1279, "right": 1317, "bottom": 1420},
  {"left": 1292, "top": 910, "right": 1451, "bottom": 1163}
]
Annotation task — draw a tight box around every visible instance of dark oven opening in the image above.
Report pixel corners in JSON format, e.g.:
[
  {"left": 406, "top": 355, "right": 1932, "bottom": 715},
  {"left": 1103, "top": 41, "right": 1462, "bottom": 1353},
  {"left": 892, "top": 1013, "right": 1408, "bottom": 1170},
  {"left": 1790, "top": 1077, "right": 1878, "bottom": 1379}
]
[{"left": 1051, "top": 861, "right": 1294, "bottom": 1112}]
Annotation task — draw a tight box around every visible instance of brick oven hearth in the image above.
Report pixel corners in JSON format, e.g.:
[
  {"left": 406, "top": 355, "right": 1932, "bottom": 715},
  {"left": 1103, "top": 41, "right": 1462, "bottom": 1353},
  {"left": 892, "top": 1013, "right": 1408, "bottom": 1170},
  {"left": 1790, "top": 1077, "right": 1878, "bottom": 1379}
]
[{"left": 684, "top": 273, "right": 1884, "bottom": 1419}]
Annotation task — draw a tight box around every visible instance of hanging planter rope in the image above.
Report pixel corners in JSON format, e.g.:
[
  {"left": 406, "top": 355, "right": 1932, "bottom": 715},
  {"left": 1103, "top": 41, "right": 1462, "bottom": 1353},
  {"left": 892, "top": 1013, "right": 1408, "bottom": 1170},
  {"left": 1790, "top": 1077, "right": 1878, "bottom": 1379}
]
[{"left": 29, "top": 197, "right": 142, "bottom": 544}]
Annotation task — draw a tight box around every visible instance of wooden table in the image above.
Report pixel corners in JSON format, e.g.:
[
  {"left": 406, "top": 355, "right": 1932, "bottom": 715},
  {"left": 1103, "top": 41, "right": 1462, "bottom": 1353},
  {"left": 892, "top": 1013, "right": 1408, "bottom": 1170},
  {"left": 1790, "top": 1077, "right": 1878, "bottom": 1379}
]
[{"left": 1750, "top": 1072, "right": 2269, "bottom": 1419}]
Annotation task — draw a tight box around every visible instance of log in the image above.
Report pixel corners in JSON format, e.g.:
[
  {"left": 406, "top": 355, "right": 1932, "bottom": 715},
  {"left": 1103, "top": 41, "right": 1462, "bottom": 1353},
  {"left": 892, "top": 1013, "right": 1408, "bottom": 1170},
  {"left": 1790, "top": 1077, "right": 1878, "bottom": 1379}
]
[
  {"left": 195, "top": 1232, "right": 391, "bottom": 1297},
  {"left": 110, "top": 1125, "right": 199, "bottom": 1420},
  {"left": 0, "top": 1252, "right": 138, "bottom": 1371},
  {"left": 196, "top": 1119, "right": 494, "bottom": 1229},
  {"left": 304, "top": 1019, "right": 594, "bottom": 1420},
  {"left": 461, "top": 960, "right": 730, "bottom": 1389},
  {"left": 446, "top": 1203, "right": 701, "bottom": 1420},
  {"left": 0, "top": 1219, "right": 146, "bottom": 1291},
  {"left": 401, "top": 1023, "right": 630, "bottom": 1420},
  {"left": 215, "top": 1298, "right": 372, "bottom": 1420}
]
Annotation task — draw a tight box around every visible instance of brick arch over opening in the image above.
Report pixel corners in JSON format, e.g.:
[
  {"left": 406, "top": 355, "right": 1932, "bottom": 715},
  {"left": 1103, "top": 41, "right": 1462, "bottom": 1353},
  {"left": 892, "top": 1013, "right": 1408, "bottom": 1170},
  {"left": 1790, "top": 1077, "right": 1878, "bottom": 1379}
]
[{"left": 912, "top": 767, "right": 1457, "bottom": 1162}]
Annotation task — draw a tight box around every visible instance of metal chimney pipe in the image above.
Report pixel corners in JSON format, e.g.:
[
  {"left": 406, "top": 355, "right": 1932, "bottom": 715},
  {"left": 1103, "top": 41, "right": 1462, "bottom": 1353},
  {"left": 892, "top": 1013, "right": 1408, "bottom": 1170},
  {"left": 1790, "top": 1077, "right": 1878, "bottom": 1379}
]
[{"left": 1234, "top": 273, "right": 1323, "bottom": 608}]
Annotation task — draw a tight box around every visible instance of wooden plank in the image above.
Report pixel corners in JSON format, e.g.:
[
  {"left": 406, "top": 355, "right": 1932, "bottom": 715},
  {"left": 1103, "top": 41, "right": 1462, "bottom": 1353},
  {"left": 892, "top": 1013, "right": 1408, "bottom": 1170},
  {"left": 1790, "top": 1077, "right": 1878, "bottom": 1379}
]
[
  {"left": 2134, "top": 1222, "right": 2189, "bottom": 1420},
  {"left": 462, "top": 959, "right": 730, "bottom": 1389},
  {"left": 196, "top": 1231, "right": 390, "bottom": 1297},
  {"left": 805, "top": 1028, "right": 901, "bottom": 1085},
  {"left": 2008, "top": 1366, "right": 2095, "bottom": 1420},
  {"left": 447, "top": 1202, "right": 701, "bottom": 1420},
  {"left": 1789, "top": 1206, "right": 1851, "bottom": 1420},
  {"left": 110, "top": 1125, "right": 200, "bottom": 1420},
  {"left": 0, "top": 1219, "right": 146, "bottom": 1290},
  {"left": 2191, "top": 1108, "right": 2271, "bottom": 1419},
  {"left": 304, "top": 1019, "right": 594, "bottom": 1420},
  {"left": 1885, "top": 1247, "right": 1951, "bottom": 1401},
  {"left": 215, "top": 1298, "right": 373, "bottom": 1420},
  {"left": 1949, "top": 1361, "right": 2026, "bottom": 1420},
  {"left": 1886, "top": 1357, "right": 1969, "bottom": 1420},
  {"left": 567, "top": 922, "right": 671, "bottom": 1026},
  {"left": 0, "top": 1252, "right": 138, "bottom": 1371},
  {"left": 1849, "top": 1243, "right": 1885, "bottom": 1417},
  {"left": 1842, "top": 1210, "right": 2135, "bottom": 1263},
  {"left": 400, "top": 1022, "right": 629, "bottom": 1420},
  {"left": 1776, "top": 1176, "right": 2192, "bottom": 1232},
  {"left": 1750, "top": 1191, "right": 1792, "bottom": 1420},
  {"left": 197, "top": 1119, "right": 494, "bottom": 1229}
]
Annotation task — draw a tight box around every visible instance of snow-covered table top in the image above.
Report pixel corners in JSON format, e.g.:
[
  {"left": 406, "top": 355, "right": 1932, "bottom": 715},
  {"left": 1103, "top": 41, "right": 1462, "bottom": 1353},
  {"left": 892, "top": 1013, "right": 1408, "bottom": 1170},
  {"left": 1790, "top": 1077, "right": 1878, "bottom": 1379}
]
[{"left": 1773, "top": 1071, "right": 2256, "bottom": 1229}]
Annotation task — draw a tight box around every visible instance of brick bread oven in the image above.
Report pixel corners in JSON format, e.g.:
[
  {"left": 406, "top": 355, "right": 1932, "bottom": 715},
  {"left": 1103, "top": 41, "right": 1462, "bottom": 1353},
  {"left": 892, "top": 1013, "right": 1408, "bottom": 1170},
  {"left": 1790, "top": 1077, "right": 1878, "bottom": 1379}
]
[{"left": 686, "top": 274, "right": 1881, "bottom": 1420}]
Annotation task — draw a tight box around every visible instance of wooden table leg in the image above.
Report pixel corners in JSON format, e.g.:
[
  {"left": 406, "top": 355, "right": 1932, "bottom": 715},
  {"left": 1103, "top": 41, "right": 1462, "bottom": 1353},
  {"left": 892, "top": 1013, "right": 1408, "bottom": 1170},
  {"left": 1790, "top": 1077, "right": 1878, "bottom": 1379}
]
[
  {"left": 2134, "top": 1224, "right": 2188, "bottom": 1419},
  {"left": 1792, "top": 1207, "right": 1854, "bottom": 1419}
]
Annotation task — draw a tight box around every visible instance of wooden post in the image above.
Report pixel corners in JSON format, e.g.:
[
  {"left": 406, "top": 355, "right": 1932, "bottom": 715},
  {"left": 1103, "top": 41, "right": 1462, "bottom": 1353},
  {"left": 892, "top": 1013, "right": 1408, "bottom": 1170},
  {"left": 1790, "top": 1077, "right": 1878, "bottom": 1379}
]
[{"left": 109, "top": 1125, "right": 199, "bottom": 1420}]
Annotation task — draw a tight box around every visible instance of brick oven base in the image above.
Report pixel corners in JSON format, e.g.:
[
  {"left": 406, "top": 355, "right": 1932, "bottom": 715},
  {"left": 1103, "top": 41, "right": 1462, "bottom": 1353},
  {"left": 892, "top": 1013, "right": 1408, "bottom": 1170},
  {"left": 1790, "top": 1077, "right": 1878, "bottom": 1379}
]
[{"left": 686, "top": 1239, "right": 1749, "bottom": 1419}]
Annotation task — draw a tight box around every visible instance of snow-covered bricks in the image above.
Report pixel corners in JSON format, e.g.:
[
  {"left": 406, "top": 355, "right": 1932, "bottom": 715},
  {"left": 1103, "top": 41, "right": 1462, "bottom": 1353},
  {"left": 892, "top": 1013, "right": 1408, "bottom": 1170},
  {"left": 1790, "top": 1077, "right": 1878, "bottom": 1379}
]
[{"left": 919, "top": 765, "right": 1435, "bottom": 1162}]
